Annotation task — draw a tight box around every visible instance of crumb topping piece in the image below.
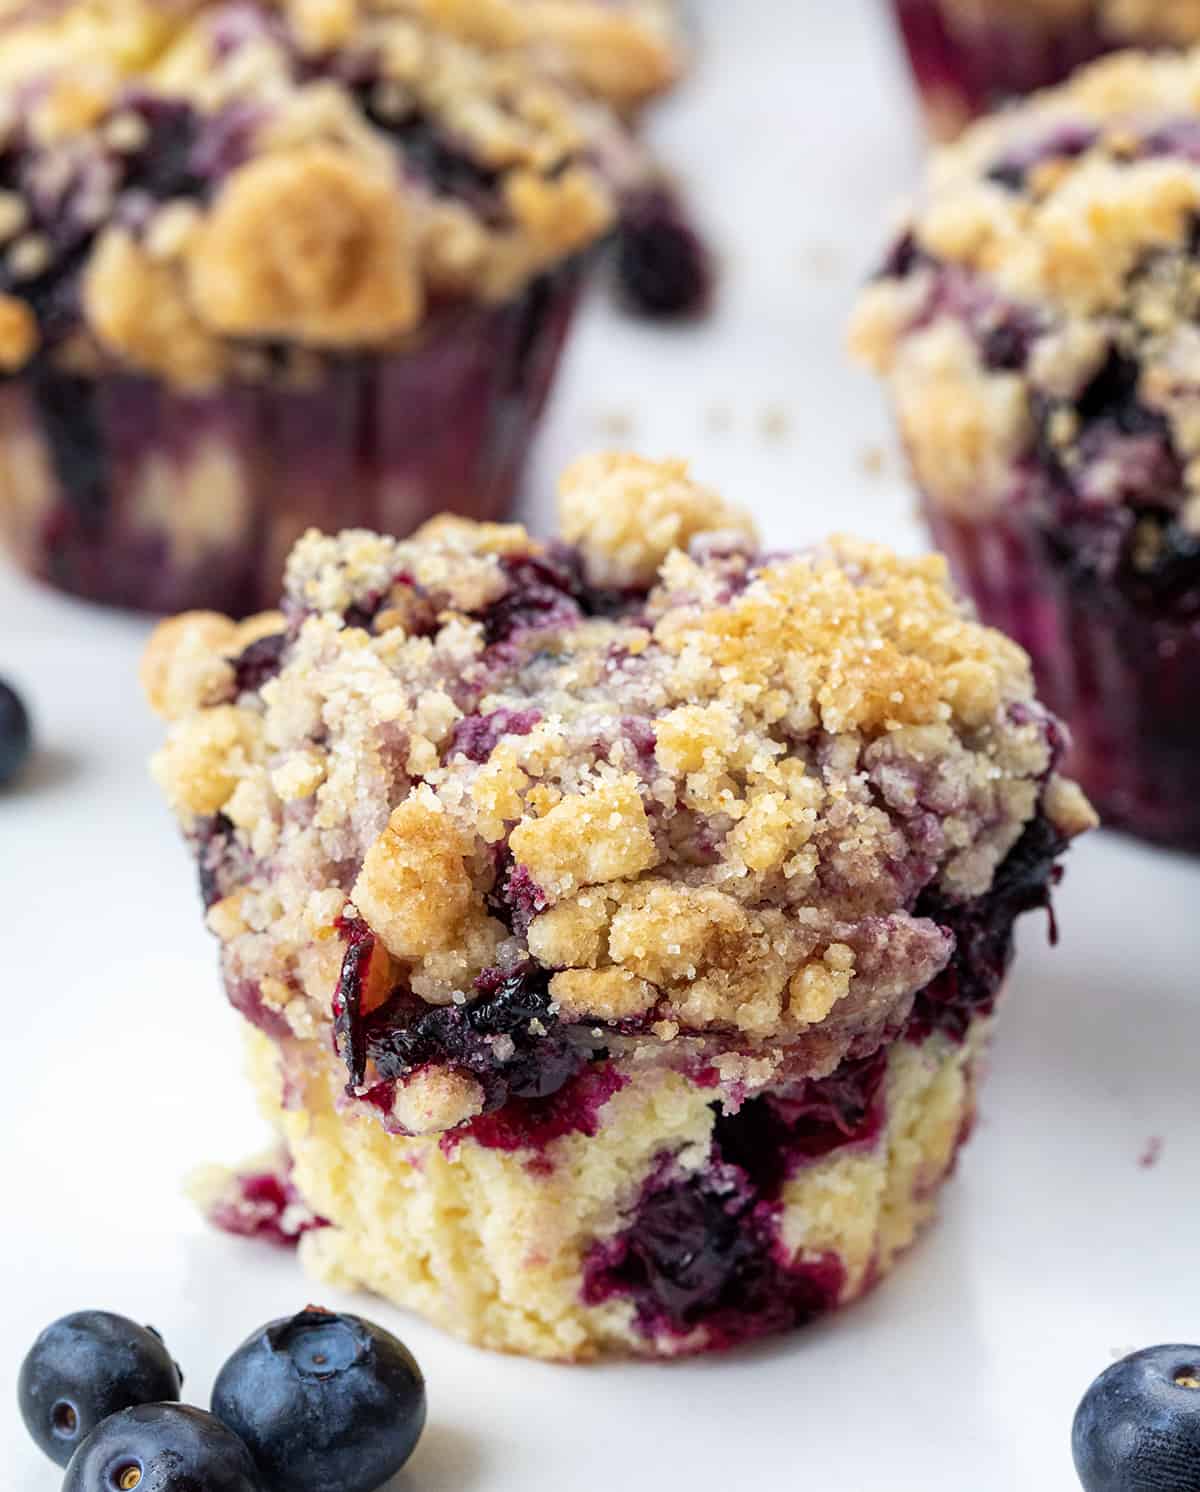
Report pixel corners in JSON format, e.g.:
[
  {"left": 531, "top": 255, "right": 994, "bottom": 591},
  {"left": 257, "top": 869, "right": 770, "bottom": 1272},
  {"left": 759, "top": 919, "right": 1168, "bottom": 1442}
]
[
  {"left": 559, "top": 452, "right": 758, "bottom": 589},
  {"left": 401, "top": 0, "right": 683, "bottom": 108},
  {"left": 185, "top": 144, "right": 423, "bottom": 346},
  {"left": 146, "top": 454, "right": 1090, "bottom": 1115}
]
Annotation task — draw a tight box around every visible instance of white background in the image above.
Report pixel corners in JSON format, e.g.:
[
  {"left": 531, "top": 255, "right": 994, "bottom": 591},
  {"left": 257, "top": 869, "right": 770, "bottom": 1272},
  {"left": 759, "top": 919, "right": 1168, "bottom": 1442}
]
[{"left": 3, "top": 3, "right": 1198, "bottom": 1488}]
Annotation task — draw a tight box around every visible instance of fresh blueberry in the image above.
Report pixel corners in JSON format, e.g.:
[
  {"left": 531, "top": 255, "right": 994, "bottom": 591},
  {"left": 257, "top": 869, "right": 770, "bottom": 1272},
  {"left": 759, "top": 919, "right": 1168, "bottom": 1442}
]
[
  {"left": 1072, "top": 1344, "right": 1200, "bottom": 1492},
  {"left": 0, "top": 678, "right": 31, "bottom": 786},
  {"left": 62, "top": 1404, "right": 261, "bottom": 1492},
  {"left": 18, "top": 1311, "right": 182, "bottom": 1467},
  {"left": 211, "top": 1307, "right": 425, "bottom": 1492},
  {"left": 614, "top": 183, "right": 714, "bottom": 320}
]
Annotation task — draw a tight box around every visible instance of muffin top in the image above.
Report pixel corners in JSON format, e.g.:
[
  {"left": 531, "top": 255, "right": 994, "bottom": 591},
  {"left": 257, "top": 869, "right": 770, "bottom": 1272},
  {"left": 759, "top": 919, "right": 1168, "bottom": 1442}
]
[
  {"left": 852, "top": 47, "right": 1200, "bottom": 577},
  {"left": 145, "top": 454, "right": 1093, "bottom": 1132},
  {"left": 0, "top": 0, "right": 623, "bottom": 388}
]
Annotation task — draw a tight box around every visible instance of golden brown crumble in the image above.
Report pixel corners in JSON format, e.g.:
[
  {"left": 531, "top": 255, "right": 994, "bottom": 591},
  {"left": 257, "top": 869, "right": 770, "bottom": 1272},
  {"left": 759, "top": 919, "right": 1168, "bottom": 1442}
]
[
  {"left": 399, "top": 0, "right": 682, "bottom": 110},
  {"left": 507, "top": 776, "right": 660, "bottom": 897},
  {"left": 1102, "top": 0, "right": 1200, "bottom": 43},
  {"left": 186, "top": 145, "right": 423, "bottom": 347},
  {"left": 0, "top": 293, "right": 38, "bottom": 371},
  {"left": 147, "top": 454, "right": 1091, "bottom": 1098},
  {"left": 558, "top": 452, "right": 758, "bottom": 589},
  {"left": 84, "top": 228, "right": 229, "bottom": 391},
  {"left": 850, "top": 48, "right": 1200, "bottom": 519}
]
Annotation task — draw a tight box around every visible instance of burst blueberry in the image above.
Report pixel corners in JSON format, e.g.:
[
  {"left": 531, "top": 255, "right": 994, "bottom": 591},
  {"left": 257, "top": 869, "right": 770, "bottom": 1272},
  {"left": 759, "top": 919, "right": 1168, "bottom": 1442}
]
[
  {"left": 0, "top": 678, "right": 31, "bottom": 787},
  {"left": 18, "top": 1310, "right": 182, "bottom": 1467},
  {"left": 211, "top": 1307, "right": 425, "bottom": 1492},
  {"left": 1072, "top": 1344, "right": 1200, "bottom": 1492},
  {"left": 62, "top": 1404, "right": 261, "bottom": 1492},
  {"left": 615, "top": 183, "right": 714, "bottom": 319}
]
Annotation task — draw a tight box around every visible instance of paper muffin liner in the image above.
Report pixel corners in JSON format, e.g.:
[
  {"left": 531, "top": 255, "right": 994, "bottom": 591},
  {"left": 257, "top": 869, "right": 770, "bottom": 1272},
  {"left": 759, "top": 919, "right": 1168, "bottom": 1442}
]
[
  {"left": 927, "top": 503, "right": 1200, "bottom": 852},
  {"left": 890, "top": 0, "right": 1108, "bottom": 138},
  {"left": 0, "top": 262, "right": 584, "bottom": 617}
]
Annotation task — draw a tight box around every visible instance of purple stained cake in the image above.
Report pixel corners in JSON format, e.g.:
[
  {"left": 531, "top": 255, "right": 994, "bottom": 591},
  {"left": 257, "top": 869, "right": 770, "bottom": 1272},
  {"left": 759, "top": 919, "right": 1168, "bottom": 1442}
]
[
  {"left": 0, "top": 0, "right": 624, "bottom": 616},
  {"left": 144, "top": 453, "right": 1093, "bottom": 1359},
  {"left": 853, "top": 48, "right": 1200, "bottom": 851},
  {"left": 890, "top": 0, "right": 1200, "bottom": 139}
]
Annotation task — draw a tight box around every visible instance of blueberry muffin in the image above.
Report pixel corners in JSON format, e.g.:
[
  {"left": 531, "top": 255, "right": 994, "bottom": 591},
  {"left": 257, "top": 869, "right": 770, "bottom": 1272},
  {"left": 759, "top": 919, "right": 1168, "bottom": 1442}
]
[
  {"left": 891, "top": 1, "right": 1200, "bottom": 139},
  {"left": 0, "top": 0, "right": 620, "bottom": 615},
  {"left": 853, "top": 49, "right": 1200, "bottom": 850},
  {"left": 145, "top": 453, "right": 1093, "bottom": 1359}
]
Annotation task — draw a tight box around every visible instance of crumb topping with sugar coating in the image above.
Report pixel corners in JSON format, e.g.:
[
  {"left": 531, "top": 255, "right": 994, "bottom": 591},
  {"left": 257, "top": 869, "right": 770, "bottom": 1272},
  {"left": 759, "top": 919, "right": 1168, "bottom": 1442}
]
[
  {"left": 851, "top": 47, "right": 1200, "bottom": 526},
  {"left": 0, "top": 0, "right": 622, "bottom": 386},
  {"left": 147, "top": 453, "right": 1091, "bottom": 1132},
  {"left": 559, "top": 452, "right": 758, "bottom": 589}
]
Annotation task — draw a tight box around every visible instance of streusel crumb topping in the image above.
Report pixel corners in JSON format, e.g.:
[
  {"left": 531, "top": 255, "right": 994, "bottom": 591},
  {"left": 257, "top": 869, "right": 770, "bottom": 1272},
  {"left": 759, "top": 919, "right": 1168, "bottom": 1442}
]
[
  {"left": 935, "top": 0, "right": 1200, "bottom": 43},
  {"left": 0, "top": 0, "right": 621, "bottom": 386},
  {"left": 312, "top": 0, "right": 682, "bottom": 109},
  {"left": 851, "top": 47, "right": 1200, "bottom": 523},
  {"left": 148, "top": 455, "right": 1091, "bottom": 1131}
]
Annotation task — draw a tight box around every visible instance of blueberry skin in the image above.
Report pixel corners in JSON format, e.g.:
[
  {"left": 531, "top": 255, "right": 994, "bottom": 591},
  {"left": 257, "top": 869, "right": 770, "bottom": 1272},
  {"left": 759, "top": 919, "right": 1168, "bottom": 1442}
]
[
  {"left": 18, "top": 1311, "right": 182, "bottom": 1467},
  {"left": 1073, "top": 1344, "right": 1200, "bottom": 1492},
  {"left": 212, "top": 1308, "right": 426, "bottom": 1492},
  {"left": 0, "top": 678, "right": 31, "bottom": 787},
  {"left": 62, "top": 1404, "right": 261, "bottom": 1492}
]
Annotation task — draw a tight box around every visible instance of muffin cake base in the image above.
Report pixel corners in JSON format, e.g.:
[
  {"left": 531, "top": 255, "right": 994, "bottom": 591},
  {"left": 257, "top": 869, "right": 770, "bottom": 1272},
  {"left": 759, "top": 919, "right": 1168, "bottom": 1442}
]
[
  {"left": 0, "top": 265, "right": 583, "bottom": 617},
  {"left": 241, "top": 1020, "right": 985, "bottom": 1361}
]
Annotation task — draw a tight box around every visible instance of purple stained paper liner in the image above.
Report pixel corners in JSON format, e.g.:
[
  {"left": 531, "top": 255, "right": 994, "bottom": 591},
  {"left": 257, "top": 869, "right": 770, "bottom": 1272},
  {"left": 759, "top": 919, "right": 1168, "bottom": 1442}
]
[
  {"left": 927, "top": 501, "right": 1200, "bottom": 851},
  {"left": 0, "top": 262, "right": 584, "bottom": 617},
  {"left": 890, "top": 0, "right": 1108, "bottom": 138}
]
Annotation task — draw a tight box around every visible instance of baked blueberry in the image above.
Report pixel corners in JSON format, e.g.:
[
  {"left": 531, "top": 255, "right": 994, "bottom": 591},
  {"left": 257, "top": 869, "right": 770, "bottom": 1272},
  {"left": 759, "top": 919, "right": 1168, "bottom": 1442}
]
[
  {"left": 0, "top": 679, "right": 31, "bottom": 787},
  {"left": 1072, "top": 1344, "right": 1200, "bottom": 1492},
  {"left": 62, "top": 1404, "right": 261, "bottom": 1492},
  {"left": 18, "top": 1311, "right": 182, "bottom": 1467},
  {"left": 615, "top": 183, "right": 714, "bottom": 320},
  {"left": 211, "top": 1307, "right": 425, "bottom": 1492}
]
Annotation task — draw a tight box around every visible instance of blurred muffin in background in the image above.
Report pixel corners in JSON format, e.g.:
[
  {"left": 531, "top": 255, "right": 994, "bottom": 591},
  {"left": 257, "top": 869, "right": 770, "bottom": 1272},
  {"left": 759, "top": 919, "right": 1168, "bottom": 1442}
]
[
  {"left": 852, "top": 47, "right": 1200, "bottom": 851},
  {"left": 0, "top": 0, "right": 625, "bottom": 615},
  {"left": 383, "top": 1, "right": 713, "bottom": 319},
  {"left": 890, "top": 0, "right": 1200, "bottom": 139}
]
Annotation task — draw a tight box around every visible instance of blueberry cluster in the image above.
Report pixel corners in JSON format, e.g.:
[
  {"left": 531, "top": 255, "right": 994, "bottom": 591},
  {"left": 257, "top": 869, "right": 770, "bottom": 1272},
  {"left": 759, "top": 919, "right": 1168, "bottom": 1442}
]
[{"left": 18, "top": 1307, "right": 425, "bottom": 1492}]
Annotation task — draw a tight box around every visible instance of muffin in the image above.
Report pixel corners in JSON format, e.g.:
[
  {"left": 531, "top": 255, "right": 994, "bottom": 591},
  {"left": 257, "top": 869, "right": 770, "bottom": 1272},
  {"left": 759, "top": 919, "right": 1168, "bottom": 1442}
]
[
  {"left": 0, "top": 0, "right": 619, "bottom": 616},
  {"left": 891, "top": 0, "right": 1200, "bottom": 139},
  {"left": 144, "top": 454, "right": 1093, "bottom": 1359},
  {"left": 852, "top": 49, "right": 1200, "bottom": 850}
]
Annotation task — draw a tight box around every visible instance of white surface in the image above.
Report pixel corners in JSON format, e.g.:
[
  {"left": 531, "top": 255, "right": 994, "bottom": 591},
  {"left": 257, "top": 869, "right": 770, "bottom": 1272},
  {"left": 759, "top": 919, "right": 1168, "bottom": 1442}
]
[{"left": 2, "top": 4, "right": 1198, "bottom": 1489}]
